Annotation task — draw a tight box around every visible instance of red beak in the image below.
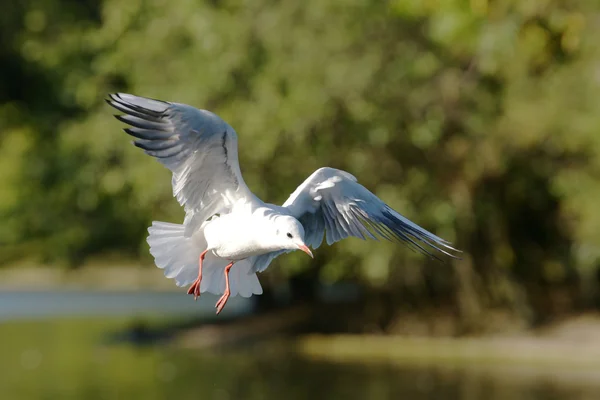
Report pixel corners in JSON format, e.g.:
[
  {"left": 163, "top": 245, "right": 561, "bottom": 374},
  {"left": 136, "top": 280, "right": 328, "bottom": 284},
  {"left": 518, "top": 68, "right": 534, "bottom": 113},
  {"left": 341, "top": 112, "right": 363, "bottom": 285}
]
[{"left": 297, "top": 243, "right": 313, "bottom": 258}]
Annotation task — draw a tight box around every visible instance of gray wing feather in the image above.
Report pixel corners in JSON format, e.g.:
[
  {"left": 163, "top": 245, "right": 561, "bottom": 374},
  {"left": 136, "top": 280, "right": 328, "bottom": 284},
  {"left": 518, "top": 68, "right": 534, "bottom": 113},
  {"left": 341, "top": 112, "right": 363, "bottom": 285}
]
[
  {"left": 283, "top": 167, "right": 461, "bottom": 261},
  {"left": 299, "top": 209, "right": 326, "bottom": 249},
  {"left": 107, "top": 93, "right": 255, "bottom": 228},
  {"left": 251, "top": 250, "right": 290, "bottom": 274}
]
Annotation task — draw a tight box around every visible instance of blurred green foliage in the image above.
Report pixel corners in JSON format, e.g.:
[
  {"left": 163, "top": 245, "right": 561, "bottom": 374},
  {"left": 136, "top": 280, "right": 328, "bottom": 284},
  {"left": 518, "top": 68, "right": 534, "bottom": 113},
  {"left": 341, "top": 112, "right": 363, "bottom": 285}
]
[{"left": 2, "top": 0, "right": 600, "bottom": 324}]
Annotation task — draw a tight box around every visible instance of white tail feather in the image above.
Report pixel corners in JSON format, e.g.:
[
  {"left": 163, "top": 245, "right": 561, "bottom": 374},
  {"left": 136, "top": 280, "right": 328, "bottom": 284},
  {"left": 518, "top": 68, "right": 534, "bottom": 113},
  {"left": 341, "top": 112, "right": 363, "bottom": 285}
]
[{"left": 147, "top": 221, "right": 263, "bottom": 297}]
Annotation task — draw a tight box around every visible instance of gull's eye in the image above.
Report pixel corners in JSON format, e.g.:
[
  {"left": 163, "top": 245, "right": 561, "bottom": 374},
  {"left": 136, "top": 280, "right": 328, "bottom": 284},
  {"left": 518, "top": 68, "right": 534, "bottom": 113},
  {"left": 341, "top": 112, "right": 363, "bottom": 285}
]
[{"left": 286, "top": 232, "right": 293, "bottom": 239}]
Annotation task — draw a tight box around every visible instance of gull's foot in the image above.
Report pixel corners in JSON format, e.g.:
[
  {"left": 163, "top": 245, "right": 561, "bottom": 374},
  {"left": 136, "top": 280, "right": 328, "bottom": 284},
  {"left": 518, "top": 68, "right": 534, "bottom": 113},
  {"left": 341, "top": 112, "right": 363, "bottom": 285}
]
[
  {"left": 215, "top": 292, "right": 230, "bottom": 315},
  {"left": 186, "top": 278, "right": 201, "bottom": 300}
]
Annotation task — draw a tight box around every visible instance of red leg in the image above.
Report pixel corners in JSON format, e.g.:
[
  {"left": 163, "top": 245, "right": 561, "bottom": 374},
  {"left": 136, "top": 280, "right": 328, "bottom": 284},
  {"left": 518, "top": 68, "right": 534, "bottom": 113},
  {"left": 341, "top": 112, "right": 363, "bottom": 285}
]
[
  {"left": 187, "top": 249, "right": 209, "bottom": 300},
  {"left": 215, "top": 262, "right": 234, "bottom": 315}
]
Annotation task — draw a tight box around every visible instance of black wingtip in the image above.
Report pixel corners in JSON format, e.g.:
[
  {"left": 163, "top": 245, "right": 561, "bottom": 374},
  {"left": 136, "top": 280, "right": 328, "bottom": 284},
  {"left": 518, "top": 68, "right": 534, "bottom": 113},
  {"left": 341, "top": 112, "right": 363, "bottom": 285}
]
[
  {"left": 115, "top": 114, "right": 129, "bottom": 124},
  {"left": 124, "top": 128, "right": 144, "bottom": 140},
  {"left": 107, "top": 93, "right": 120, "bottom": 103},
  {"left": 375, "top": 209, "right": 464, "bottom": 263},
  {"left": 438, "top": 251, "right": 462, "bottom": 263},
  {"left": 105, "top": 94, "right": 124, "bottom": 112}
]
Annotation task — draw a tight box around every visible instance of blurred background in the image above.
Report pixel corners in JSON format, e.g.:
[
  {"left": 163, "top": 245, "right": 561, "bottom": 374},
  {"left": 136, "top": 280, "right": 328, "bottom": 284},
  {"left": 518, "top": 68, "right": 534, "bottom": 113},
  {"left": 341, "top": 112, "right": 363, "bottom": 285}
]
[{"left": 2, "top": 0, "right": 600, "bottom": 399}]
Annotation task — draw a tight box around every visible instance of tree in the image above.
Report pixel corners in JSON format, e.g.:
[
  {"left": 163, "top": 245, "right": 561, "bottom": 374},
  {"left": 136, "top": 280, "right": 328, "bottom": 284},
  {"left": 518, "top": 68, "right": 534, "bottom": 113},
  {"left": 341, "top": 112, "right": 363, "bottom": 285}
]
[{"left": 2, "top": 0, "right": 600, "bottom": 329}]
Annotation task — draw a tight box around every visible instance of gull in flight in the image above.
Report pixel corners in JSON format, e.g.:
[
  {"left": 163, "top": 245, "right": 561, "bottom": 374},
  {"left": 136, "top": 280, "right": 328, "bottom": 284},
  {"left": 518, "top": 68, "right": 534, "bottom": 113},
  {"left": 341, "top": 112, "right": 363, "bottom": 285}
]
[{"left": 107, "top": 93, "right": 460, "bottom": 314}]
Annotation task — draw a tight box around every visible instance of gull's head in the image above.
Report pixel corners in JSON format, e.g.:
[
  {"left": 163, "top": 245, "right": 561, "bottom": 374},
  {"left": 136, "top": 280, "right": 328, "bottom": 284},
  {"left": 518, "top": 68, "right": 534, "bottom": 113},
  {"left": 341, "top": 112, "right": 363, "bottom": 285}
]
[{"left": 273, "top": 216, "right": 313, "bottom": 258}]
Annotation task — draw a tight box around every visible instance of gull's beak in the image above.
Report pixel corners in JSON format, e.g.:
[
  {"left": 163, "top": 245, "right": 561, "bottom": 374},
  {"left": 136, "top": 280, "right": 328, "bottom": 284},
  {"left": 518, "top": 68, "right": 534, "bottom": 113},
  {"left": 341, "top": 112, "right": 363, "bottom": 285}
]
[{"left": 296, "top": 243, "right": 313, "bottom": 258}]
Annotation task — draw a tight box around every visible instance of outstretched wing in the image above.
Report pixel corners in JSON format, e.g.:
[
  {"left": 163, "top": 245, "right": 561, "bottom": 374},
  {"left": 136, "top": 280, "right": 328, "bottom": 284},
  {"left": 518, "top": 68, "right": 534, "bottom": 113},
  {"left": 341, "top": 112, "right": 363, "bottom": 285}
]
[
  {"left": 283, "top": 167, "right": 460, "bottom": 260},
  {"left": 107, "top": 93, "right": 256, "bottom": 228}
]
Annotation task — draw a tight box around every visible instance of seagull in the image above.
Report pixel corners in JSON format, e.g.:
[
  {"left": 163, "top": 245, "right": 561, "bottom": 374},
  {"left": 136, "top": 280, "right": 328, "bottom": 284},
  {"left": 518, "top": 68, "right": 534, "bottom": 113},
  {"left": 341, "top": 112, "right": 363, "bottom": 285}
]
[{"left": 107, "top": 93, "right": 460, "bottom": 314}]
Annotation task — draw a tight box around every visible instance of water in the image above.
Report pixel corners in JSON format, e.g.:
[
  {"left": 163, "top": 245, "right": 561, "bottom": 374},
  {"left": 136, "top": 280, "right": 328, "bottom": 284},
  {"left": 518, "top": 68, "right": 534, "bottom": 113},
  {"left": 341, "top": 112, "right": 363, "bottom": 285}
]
[
  {"left": 0, "top": 290, "right": 253, "bottom": 321},
  {"left": 0, "top": 291, "right": 598, "bottom": 399}
]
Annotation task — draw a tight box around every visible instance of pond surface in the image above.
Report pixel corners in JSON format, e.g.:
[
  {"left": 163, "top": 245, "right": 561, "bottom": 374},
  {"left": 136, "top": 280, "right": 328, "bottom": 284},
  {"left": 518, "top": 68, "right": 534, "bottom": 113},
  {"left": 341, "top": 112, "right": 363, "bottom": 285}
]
[
  {"left": 0, "top": 290, "right": 252, "bottom": 321},
  {"left": 0, "top": 291, "right": 598, "bottom": 399}
]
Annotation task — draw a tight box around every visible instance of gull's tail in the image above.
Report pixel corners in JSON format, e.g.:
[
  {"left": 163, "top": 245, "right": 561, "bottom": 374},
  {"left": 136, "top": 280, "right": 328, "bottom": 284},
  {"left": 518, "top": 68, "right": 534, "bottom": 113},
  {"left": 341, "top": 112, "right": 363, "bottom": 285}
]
[{"left": 147, "top": 221, "right": 262, "bottom": 297}]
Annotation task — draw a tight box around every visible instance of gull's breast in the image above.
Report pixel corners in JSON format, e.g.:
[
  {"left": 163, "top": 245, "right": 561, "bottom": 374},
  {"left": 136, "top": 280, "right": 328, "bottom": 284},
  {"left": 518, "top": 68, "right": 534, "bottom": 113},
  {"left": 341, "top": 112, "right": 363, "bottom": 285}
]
[{"left": 204, "top": 213, "right": 270, "bottom": 261}]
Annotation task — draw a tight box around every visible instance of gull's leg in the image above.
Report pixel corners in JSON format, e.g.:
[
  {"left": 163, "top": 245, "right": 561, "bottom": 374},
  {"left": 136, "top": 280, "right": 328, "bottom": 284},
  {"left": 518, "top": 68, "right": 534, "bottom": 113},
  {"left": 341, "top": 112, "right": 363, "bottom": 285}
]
[
  {"left": 215, "top": 262, "right": 234, "bottom": 315},
  {"left": 187, "top": 249, "right": 209, "bottom": 300}
]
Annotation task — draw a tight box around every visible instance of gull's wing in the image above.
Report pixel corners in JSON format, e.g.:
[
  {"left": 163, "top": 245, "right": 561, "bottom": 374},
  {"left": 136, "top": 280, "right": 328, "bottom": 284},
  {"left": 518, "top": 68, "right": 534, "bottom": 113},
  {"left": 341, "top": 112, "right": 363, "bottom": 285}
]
[
  {"left": 250, "top": 250, "right": 290, "bottom": 274},
  {"left": 107, "top": 93, "right": 256, "bottom": 227},
  {"left": 282, "top": 167, "right": 460, "bottom": 260}
]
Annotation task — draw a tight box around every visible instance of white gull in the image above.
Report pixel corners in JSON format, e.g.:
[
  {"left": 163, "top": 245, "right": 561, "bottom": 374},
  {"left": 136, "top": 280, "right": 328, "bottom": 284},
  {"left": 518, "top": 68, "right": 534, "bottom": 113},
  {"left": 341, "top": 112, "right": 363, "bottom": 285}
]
[{"left": 107, "top": 93, "right": 460, "bottom": 314}]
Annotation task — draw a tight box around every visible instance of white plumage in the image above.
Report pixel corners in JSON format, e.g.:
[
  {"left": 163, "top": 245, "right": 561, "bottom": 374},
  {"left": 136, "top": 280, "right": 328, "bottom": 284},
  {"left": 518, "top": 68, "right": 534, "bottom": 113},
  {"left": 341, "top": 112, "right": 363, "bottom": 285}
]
[
  {"left": 107, "top": 93, "right": 460, "bottom": 313},
  {"left": 146, "top": 221, "right": 262, "bottom": 297}
]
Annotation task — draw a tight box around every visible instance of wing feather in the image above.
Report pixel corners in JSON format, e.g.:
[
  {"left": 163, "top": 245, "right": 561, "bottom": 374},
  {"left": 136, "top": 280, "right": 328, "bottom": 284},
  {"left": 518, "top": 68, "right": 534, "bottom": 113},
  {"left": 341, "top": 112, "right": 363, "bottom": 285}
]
[
  {"left": 107, "top": 93, "right": 257, "bottom": 229},
  {"left": 283, "top": 167, "right": 461, "bottom": 261}
]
